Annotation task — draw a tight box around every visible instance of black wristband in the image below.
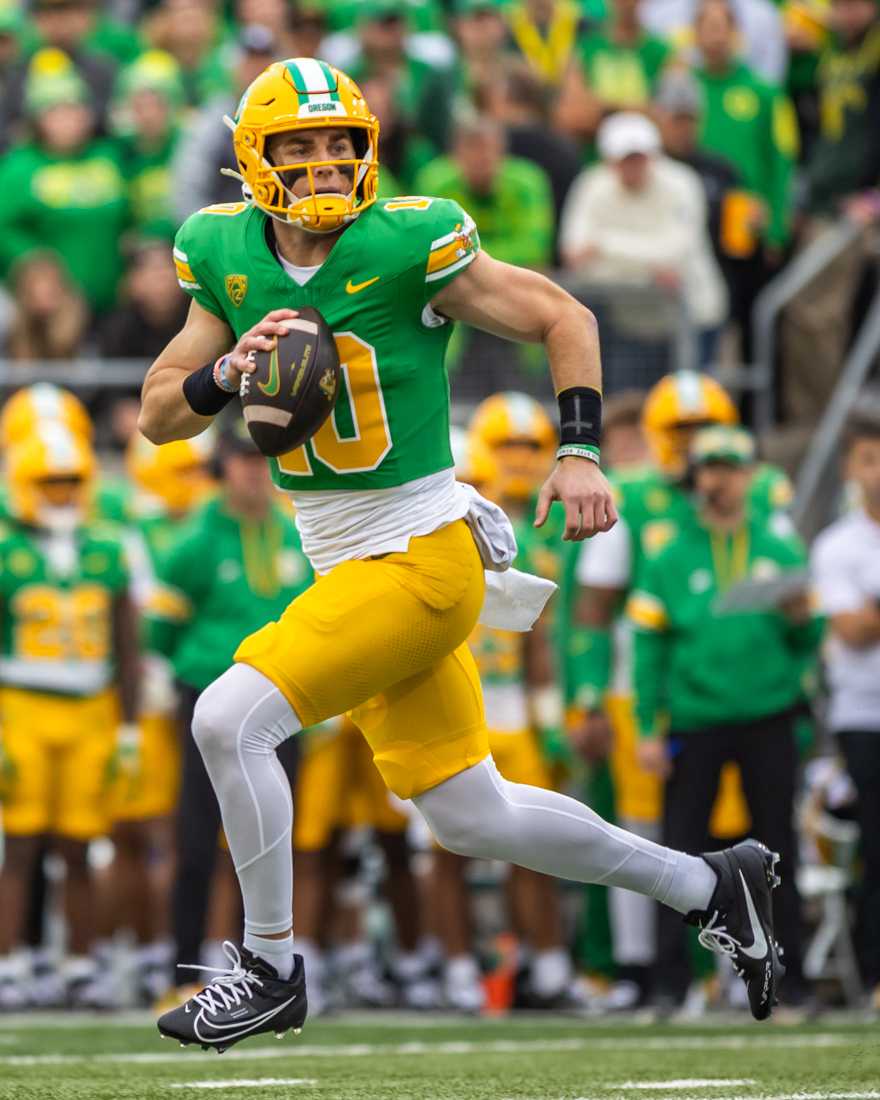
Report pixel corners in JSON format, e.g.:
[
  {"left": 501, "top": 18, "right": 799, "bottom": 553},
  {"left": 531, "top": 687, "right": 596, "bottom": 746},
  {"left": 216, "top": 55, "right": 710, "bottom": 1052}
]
[
  {"left": 182, "top": 362, "right": 236, "bottom": 416},
  {"left": 558, "top": 386, "right": 602, "bottom": 448}
]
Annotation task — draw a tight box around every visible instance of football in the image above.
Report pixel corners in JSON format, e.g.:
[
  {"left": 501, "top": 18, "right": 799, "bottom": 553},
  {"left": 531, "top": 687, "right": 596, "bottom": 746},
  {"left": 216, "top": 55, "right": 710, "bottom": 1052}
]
[{"left": 240, "top": 307, "right": 341, "bottom": 457}]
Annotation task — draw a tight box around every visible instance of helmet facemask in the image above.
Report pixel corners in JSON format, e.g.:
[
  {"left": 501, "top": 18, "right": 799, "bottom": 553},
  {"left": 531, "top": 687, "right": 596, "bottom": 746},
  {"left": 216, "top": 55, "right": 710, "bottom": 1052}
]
[{"left": 230, "top": 60, "right": 380, "bottom": 234}]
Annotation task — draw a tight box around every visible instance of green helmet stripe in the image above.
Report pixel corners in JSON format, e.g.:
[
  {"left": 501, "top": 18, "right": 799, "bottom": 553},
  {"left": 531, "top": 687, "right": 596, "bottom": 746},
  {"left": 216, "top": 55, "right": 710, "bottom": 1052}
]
[
  {"left": 284, "top": 60, "right": 312, "bottom": 106},
  {"left": 316, "top": 59, "right": 341, "bottom": 102}
]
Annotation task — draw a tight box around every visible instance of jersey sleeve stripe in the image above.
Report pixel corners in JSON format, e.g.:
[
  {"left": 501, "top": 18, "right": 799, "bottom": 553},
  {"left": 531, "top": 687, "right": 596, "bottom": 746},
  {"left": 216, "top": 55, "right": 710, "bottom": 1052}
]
[
  {"left": 174, "top": 256, "right": 200, "bottom": 287},
  {"left": 427, "top": 238, "right": 464, "bottom": 274},
  {"left": 173, "top": 247, "right": 188, "bottom": 262},
  {"left": 425, "top": 250, "right": 477, "bottom": 284}
]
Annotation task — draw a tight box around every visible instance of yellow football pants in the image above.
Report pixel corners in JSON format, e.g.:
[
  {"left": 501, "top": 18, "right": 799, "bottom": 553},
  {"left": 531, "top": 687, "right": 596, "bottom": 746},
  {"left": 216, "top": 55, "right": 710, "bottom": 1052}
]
[
  {"left": 0, "top": 687, "right": 117, "bottom": 840},
  {"left": 294, "top": 719, "right": 408, "bottom": 852},
  {"left": 111, "top": 712, "right": 181, "bottom": 822},
  {"left": 490, "top": 728, "right": 553, "bottom": 789},
  {"left": 236, "top": 519, "right": 490, "bottom": 800}
]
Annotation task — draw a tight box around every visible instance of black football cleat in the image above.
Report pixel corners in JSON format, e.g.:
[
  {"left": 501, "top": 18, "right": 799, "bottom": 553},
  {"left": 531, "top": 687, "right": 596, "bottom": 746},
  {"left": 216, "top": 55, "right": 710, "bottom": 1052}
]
[
  {"left": 157, "top": 942, "right": 307, "bottom": 1053},
  {"left": 686, "top": 838, "right": 785, "bottom": 1021}
]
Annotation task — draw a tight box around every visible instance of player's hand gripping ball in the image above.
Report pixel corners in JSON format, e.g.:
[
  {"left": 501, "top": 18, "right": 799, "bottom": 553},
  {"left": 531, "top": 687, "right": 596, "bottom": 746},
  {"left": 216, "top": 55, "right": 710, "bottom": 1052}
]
[{"left": 240, "top": 307, "right": 341, "bottom": 457}]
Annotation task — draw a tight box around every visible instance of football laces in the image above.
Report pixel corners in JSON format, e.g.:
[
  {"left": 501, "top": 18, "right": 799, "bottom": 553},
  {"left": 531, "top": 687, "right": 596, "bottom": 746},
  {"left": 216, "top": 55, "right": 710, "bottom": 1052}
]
[{"left": 179, "top": 941, "right": 264, "bottom": 1016}]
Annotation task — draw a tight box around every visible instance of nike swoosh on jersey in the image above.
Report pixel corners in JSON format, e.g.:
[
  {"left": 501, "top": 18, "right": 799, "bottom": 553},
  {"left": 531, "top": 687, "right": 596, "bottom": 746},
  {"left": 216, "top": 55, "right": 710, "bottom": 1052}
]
[
  {"left": 193, "top": 993, "right": 298, "bottom": 1043},
  {"left": 738, "top": 870, "right": 769, "bottom": 959},
  {"left": 346, "top": 276, "right": 380, "bottom": 294}
]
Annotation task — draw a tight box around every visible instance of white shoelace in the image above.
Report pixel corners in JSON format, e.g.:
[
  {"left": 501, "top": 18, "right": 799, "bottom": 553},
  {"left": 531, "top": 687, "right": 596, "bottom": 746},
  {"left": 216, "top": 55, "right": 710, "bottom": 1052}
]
[
  {"left": 696, "top": 911, "right": 744, "bottom": 975},
  {"left": 178, "top": 941, "right": 264, "bottom": 1016}
]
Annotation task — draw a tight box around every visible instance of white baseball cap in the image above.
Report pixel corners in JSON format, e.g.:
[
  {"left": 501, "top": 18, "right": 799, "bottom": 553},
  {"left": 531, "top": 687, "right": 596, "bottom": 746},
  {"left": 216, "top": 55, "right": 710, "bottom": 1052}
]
[{"left": 597, "top": 112, "right": 661, "bottom": 161}]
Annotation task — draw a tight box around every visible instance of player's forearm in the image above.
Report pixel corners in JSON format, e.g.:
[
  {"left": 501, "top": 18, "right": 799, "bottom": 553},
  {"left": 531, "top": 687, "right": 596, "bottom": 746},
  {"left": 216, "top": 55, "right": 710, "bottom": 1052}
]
[
  {"left": 139, "top": 363, "right": 217, "bottom": 444},
  {"left": 545, "top": 297, "right": 602, "bottom": 395}
]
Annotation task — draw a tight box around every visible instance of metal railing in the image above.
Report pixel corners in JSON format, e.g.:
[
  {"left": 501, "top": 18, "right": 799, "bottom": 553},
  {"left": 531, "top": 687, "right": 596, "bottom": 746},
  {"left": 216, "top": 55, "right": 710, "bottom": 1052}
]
[
  {"left": 792, "top": 284, "right": 880, "bottom": 538},
  {"left": 0, "top": 280, "right": 698, "bottom": 415},
  {"left": 751, "top": 219, "right": 862, "bottom": 435}
]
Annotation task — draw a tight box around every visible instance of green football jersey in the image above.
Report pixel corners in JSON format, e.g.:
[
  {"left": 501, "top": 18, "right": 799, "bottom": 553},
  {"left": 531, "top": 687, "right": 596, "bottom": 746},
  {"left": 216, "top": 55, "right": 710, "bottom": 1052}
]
[
  {"left": 0, "top": 518, "right": 128, "bottom": 696},
  {"left": 174, "top": 197, "right": 480, "bottom": 493}
]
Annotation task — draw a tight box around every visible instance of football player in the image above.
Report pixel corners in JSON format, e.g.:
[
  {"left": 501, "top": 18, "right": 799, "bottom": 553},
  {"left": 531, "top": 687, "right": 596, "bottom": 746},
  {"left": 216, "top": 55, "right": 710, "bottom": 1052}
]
[
  {"left": 142, "top": 59, "right": 783, "bottom": 1046},
  {"left": 0, "top": 424, "right": 139, "bottom": 1009}
]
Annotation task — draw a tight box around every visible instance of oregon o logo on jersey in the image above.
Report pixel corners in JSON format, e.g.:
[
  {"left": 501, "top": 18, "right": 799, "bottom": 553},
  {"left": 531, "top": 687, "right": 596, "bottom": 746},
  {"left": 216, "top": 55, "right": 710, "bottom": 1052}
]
[
  {"left": 225, "top": 274, "right": 248, "bottom": 307},
  {"left": 723, "top": 87, "right": 760, "bottom": 122}
]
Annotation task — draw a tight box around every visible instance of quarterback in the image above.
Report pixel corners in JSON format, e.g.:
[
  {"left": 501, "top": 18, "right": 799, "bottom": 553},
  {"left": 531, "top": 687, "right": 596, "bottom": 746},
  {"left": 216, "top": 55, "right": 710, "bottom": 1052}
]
[{"left": 141, "top": 59, "right": 784, "bottom": 1047}]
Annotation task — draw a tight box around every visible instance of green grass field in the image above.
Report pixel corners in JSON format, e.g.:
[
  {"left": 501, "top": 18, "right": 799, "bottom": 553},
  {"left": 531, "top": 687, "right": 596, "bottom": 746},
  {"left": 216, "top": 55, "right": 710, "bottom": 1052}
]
[{"left": 0, "top": 1012, "right": 877, "bottom": 1100}]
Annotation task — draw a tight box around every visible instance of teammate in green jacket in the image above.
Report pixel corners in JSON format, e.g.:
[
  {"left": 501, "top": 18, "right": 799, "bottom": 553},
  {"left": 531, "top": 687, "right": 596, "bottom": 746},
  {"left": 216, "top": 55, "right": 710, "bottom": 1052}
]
[{"left": 629, "top": 424, "right": 822, "bottom": 1003}]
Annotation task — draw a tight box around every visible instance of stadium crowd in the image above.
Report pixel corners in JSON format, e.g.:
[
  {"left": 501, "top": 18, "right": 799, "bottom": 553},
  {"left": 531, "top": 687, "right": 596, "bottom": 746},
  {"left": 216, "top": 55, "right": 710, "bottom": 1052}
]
[{"left": 0, "top": 0, "right": 879, "bottom": 1021}]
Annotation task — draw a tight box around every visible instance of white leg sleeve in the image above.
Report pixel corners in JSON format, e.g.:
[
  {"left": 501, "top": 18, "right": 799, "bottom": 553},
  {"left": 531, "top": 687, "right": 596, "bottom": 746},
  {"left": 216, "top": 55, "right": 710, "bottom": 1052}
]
[
  {"left": 610, "top": 818, "right": 661, "bottom": 966},
  {"left": 413, "top": 759, "right": 715, "bottom": 916},
  {"left": 192, "top": 663, "right": 302, "bottom": 937}
]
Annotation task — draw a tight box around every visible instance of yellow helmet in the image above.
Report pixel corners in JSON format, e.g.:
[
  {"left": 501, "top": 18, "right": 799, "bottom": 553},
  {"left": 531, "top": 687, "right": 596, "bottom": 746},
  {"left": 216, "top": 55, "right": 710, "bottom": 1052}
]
[
  {"left": 469, "top": 391, "right": 555, "bottom": 500},
  {"left": 126, "top": 431, "right": 216, "bottom": 515},
  {"left": 7, "top": 422, "right": 96, "bottom": 527},
  {"left": 450, "top": 425, "right": 499, "bottom": 494},
  {"left": 642, "top": 371, "right": 738, "bottom": 477},
  {"left": 0, "top": 383, "right": 93, "bottom": 448},
  {"left": 231, "top": 57, "right": 379, "bottom": 233}
]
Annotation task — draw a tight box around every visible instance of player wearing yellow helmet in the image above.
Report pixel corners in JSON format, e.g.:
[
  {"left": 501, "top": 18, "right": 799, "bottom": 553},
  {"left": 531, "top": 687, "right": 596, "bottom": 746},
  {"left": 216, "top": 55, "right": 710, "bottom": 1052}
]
[
  {"left": 142, "top": 60, "right": 783, "bottom": 1048},
  {"left": 0, "top": 424, "right": 139, "bottom": 1010}
]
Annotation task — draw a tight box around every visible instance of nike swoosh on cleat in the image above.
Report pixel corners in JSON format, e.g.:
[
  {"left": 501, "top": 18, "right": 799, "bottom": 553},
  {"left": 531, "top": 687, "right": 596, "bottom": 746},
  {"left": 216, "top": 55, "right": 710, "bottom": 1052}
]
[
  {"left": 193, "top": 994, "right": 298, "bottom": 1044},
  {"left": 738, "top": 870, "right": 769, "bottom": 959}
]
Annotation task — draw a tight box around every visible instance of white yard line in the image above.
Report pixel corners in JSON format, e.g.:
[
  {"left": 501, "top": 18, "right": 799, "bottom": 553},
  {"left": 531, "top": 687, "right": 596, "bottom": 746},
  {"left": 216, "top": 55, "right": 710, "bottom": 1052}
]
[
  {"left": 507, "top": 1092, "right": 880, "bottom": 1100},
  {"left": 613, "top": 1082, "right": 756, "bottom": 1090},
  {"left": 0, "top": 1031, "right": 867, "bottom": 1068},
  {"left": 168, "top": 1079, "right": 316, "bottom": 1090}
]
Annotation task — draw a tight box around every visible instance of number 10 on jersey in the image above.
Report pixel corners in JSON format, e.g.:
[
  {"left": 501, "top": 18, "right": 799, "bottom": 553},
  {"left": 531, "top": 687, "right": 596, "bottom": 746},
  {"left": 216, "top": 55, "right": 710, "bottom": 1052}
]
[{"left": 276, "top": 332, "right": 391, "bottom": 475}]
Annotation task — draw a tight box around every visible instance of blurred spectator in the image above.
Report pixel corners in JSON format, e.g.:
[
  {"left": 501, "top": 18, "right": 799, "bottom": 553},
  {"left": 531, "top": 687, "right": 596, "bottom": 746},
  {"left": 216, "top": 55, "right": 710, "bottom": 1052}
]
[
  {"left": 114, "top": 50, "right": 185, "bottom": 240},
  {"left": 98, "top": 239, "right": 188, "bottom": 358},
  {"left": 287, "top": 3, "right": 328, "bottom": 59},
  {"left": 555, "top": 0, "right": 674, "bottom": 146},
  {"left": 692, "top": 0, "right": 799, "bottom": 363},
  {"left": 418, "top": 0, "right": 509, "bottom": 150},
  {"left": 5, "top": 250, "right": 88, "bottom": 361},
  {"left": 415, "top": 114, "right": 554, "bottom": 268},
  {"left": 0, "top": 69, "right": 128, "bottom": 315},
  {"left": 811, "top": 411, "right": 880, "bottom": 1005},
  {"left": 781, "top": 0, "right": 880, "bottom": 438},
  {"left": 234, "top": 0, "right": 299, "bottom": 56},
  {"left": 560, "top": 112, "right": 727, "bottom": 355},
  {"left": 640, "top": 0, "right": 788, "bottom": 85},
  {"left": 654, "top": 70, "right": 738, "bottom": 261},
  {"left": 171, "top": 24, "right": 278, "bottom": 221},
  {"left": 360, "top": 73, "right": 436, "bottom": 196},
  {"left": 484, "top": 59, "right": 582, "bottom": 244},
  {"left": 0, "top": 5, "right": 25, "bottom": 105},
  {"left": 142, "top": 0, "right": 230, "bottom": 107},
  {"left": 2, "top": 1, "right": 120, "bottom": 147},
  {"left": 504, "top": 0, "right": 589, "bottom": 88},
  {"left": 630, "top": 423, "right": 821, "bottom": 1005},
  {"left": 344, "top": 0, "right": 443, "bottom": 131}
]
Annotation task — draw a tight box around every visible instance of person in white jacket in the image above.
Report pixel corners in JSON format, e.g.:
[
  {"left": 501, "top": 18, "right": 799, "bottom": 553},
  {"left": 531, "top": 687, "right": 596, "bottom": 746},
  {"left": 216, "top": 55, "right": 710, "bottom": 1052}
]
[{"left": 560, "top": 111, "right": 727, "bottom": 366}]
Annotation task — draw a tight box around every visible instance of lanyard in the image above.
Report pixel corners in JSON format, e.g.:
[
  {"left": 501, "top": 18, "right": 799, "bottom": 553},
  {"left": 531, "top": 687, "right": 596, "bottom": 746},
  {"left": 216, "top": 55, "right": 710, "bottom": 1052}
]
[
  {"left": 509, "top": 1, "right": 580, "bottom": 84},
  {"left": 240, "top": 515, "right": 283, "bottom": 599},
  {"left": 709, "top": 526, "right": 749, "bottom": 592}
]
